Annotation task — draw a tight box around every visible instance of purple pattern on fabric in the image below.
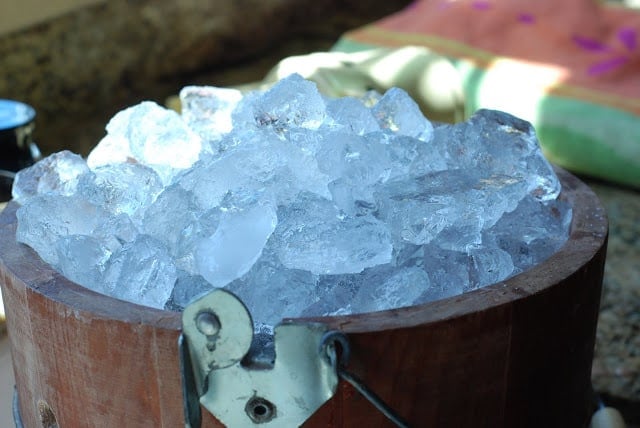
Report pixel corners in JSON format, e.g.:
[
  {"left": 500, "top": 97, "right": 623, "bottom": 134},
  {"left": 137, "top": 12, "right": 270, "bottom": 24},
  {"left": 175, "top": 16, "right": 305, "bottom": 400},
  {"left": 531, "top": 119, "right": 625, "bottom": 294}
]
[
  {"left": 518, "top": 13, "right": 535, "bottom": 24},
  {"left": 572, "top": 34, "right": 612, "bottom": 52},
  {"left": 587, "top": 56, "right": 630, "bottom": 76},
  {"left": 472, "top": 1, "right": 491, "bottom": 11},
  {"left": 618, "top": 27, "right": 637, "bottom": 51},
  {"left": 462, "top": 3, "right": 636, "bottom": 76}
]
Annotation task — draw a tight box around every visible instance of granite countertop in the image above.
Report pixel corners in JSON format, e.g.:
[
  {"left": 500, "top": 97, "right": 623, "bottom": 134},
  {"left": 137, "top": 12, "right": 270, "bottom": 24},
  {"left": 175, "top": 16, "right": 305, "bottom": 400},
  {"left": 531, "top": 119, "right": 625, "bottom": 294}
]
[{"left": 587, "top": 179, "right": 640, "bottom": 420}]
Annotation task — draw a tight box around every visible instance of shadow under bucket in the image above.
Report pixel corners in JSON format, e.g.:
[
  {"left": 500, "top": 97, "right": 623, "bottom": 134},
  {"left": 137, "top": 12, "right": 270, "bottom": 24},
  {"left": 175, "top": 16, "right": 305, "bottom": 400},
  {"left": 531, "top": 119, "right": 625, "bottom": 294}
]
[{"left": 0, "top": 167, "right": 607, "bottom": 427}]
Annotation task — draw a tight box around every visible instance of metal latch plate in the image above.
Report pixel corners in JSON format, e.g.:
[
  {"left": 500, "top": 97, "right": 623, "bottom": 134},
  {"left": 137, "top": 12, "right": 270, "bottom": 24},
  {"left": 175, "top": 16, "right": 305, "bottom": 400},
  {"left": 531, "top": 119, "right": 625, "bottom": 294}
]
[{"left": 181, "top": 288, "right": 340, "bottom": 427}]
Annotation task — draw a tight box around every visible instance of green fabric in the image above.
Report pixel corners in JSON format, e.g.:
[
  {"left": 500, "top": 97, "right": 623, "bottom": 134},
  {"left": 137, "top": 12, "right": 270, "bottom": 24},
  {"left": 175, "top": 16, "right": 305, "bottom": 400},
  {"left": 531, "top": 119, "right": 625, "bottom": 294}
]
[
  {"left": 536, "top": 99, "right": 640, "bottom": 186},
  {"left": 334, "top": 38, "right": 640, "bottom": 188}
]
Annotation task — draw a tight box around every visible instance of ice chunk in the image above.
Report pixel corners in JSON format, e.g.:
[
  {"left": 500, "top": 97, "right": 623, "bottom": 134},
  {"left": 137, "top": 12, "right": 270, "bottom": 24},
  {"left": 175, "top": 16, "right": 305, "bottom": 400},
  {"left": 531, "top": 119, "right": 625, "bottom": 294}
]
[
  {"left": 179, "top": 85, "right": 242, "bottom": 145},
  {"left": 420, "top": 245, "right": 514, "bottom": 298},
  {"left": 233, "top": 73, "right": 326, "bottom": 133},
  {"left": 12, "top": 150, "right": 89, "bottom": 203},
  {"left": 483, "top": 196, "right": 572, "bottom": 272},
  {"left": 375, "top": 170, "right": 473, "bottom": 246},
  {"left": 376, "top": 168, "right": 529, "bottom": 249},
  {"left": 12, "top": 77, "right": 570, "bottom": 322},
  {"left": 272, "top": 193, "right": 393, "bottom": 275},
  {"left": 301, "top": 263, "right": 430, "bottom": 317},
  {"left": 76, "top": 163, "right": 163, "bottom": 225},
  {"left": 324, "top": 96, "right": 379, "bottom": 135},
  {"left": 225, "top": 248, "right": 319, "bottom": 327},
  {"left": 300, "top": 273, "right": 361, "bottom": 318},
  {"left": 176, "top": 132, "right": 286, "bottom": 209},
  {"left": 359, "top": 90, "right": 382, "bottom": 107},
  {"left": 372, "top": 87, "right": 434, "bottom": 140},
  {"left": 316, "top": 133, "right": 389, "bottom": 182},
  {"left": 434, "top": 109, "right": 560, "bottom": 201},
  {"left": 103, "top": 234, "right": 176, "bottom": 309},
  {"left": 195, "top": 202, "right": 277, "bottom": 287},
  {"left": 351, "top": 265, "right": 430, "bottom": 313},
  {"left": 467, "top": 246, "right": 515, "bottom": 289},
  {"left": 168, "top": 272, "right": 216, "bottom": 309},
  {"left": 16, "top": 194, "right": 112, "bottom": 267},
  {"left": 56, "top": 235, "right": 112, "bottom": 294},
  {"left": 285, "top": 127, "right": 327, "bottom": 156},
  {"left": 95, "top": 101, "right": 205, "bottom": 184},
  {"left": 177, "top": 130, "right": 329, "bottom": 209},
  {"left": 376, "top": 134, "right": 447, "bottom": 179},
  {"left": 315, "top": 132, "right": 391, "bottom": 214},
  {"left": 87, "top": 134, "right": 133, "bottom": 169},
  {"left": 92, "top": 212, "right": 139, "bottom": 253},
  {"left": 142, "top": 185, "right": 206, "bottom": 262},
  {"left": 421, "top": 245, "right": 469, "bottom": 300}
]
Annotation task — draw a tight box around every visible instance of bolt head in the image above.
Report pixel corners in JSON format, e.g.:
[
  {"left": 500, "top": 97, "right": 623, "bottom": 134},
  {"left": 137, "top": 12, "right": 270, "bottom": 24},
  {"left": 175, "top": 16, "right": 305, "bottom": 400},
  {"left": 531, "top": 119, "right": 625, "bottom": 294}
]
[{"left": 195, "top": 311, "right": 221, "bottom": 336}]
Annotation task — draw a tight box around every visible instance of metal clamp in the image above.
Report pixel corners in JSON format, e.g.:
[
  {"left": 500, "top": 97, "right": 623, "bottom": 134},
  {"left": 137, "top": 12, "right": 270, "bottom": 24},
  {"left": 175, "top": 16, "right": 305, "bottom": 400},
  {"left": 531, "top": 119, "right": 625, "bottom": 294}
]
[{"left": 180, "top": 288, "right": 347, "bottom": 428}]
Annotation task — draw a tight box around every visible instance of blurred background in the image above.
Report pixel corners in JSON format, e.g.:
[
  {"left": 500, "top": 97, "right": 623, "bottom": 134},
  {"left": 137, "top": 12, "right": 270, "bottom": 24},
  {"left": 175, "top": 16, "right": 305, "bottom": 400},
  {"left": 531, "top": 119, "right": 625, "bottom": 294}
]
[
  {"left": 0, "top": 0, "right": 412, "bottom": 157},
  {"left": 0, "top": 0, "right": 638, "bottom": 426}
]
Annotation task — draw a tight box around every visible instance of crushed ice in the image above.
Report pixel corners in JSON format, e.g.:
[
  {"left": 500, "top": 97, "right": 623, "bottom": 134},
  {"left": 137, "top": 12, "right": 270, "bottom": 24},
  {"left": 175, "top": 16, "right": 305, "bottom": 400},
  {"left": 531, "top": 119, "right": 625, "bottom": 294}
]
[{"left": 12, "top": 74, "right": 571, "bottom": 326}]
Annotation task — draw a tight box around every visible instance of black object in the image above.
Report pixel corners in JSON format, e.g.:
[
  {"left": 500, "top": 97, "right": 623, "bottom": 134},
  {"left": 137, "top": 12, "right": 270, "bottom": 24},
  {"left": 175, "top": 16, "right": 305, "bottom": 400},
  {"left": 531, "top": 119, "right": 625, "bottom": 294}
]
[{"left": 0, "top": 99, "right": 40, "bottom": 201}]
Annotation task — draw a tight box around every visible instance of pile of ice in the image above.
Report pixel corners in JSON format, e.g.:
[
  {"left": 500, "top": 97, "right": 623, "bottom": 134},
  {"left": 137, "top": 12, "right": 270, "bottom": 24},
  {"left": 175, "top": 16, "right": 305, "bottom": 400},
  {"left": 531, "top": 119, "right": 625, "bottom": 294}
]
[{"left": 12, "top": 74, "right": 571, "bottom": 328}]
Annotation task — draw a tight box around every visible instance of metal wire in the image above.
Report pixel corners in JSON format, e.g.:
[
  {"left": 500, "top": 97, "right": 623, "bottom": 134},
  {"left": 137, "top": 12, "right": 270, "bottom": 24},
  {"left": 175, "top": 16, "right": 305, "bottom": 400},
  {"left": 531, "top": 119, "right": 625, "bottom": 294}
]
[
  {"left": 323, "top": 331, "right": 411, "bottom": 428},
  {"left": 338, "top": 367, "right": 411, "bottom": 428}
]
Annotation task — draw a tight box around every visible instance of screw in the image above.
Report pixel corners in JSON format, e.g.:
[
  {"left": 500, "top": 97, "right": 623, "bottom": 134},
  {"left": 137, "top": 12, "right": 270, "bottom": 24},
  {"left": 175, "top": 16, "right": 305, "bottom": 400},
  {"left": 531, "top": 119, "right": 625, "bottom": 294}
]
[
  {"left": 195, "top": 311, "right": 221, "bottom": 337},
  {"left": 245, "top": 396, "right": 276, "bottom": 423}
]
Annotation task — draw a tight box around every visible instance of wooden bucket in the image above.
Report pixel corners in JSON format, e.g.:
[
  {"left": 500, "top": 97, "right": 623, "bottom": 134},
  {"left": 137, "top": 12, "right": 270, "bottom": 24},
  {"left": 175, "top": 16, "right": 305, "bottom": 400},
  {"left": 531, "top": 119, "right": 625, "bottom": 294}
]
[{"left": 0, "top": 167, "right": 607, "bottom": 428}]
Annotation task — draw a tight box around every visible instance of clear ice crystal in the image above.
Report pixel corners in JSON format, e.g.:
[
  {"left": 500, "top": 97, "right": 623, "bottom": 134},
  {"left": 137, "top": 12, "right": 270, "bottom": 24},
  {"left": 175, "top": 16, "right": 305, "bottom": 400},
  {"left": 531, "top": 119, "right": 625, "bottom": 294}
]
[
  {"left": 467, "top": 247, "right": 515, "bottom": 289},
  {"left": 16, "top": 194, "right": 113, "bottom": 267},
  {"left": 77, "top": 163, "right": 163, "bottom": 225},
  {"left": 272, "top": 193, "right": 393, "bottom": 275},
  {"left": 233, "top": 73, "right": 326, "bottom": 133},
  {"left": 483, "top": 195, "right": 572, "bottom": 272},
  {"left": 195, "top": 202, "right": 277, "bottom": 287},
  {"left": 12, "top": 150, "right": 89, "bottom": 203},
  {"left": 168, "top": 272, "right": 216, "bottom": 309},
  {"left": 87, "top": 134, "right": 132, "bottom": 170},
  {"left": 316, "top": 132, "right": 390, "bottom": 214},
  {"left": 225, "top": 248, "right": 320, "bottom": 328},
  {"left": 142, "top": 184, "right": 205, "bottom": 266},
  {"left": 103, "top": 234, "right": 176, "bottom": 308},
  {"left": 56, "top": 234, "right": 112, "bottom": 294},
  {"left": 435, "top": 109, "right": 561, "bottom": 201},
  {"left": 12, "top": 76, "right": 570, "bottom": 328},
  {"left": 179, "top": 85, "right": 242, "bottom": 145},
  {"left": 350, "top": 265, "right": 430, "bottom": 313},
  {"left": 372, "top": 87, "right": 434, "bottom": 140},
  {"left": 324, "top": 96, "right": 380, "bottom": 135},
  {"left": 91, "top": 101, "right": 205, "bottom": 185},
  {"left": 176, "top": 132, "right": 287, "bottom": 209},
  {"left": 176, "top": 130, "right": 329, "bottom": 210},
  {"left": 421, "top": 245, "right": 469, "bottom": 299}
]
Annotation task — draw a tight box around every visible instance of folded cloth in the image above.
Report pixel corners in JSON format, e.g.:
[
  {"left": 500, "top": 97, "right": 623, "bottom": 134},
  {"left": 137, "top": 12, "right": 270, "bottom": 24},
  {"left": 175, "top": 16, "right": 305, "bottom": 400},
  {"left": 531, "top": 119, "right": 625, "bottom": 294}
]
[
  {"left": 169, "top": 47, "right": 467, "bottom": 124},
  {"left": 333, "top": 0, "right": 640, "bottom": 188},
  {"left": 260, "top": 47, "right": 466, "bottom": 123}
]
